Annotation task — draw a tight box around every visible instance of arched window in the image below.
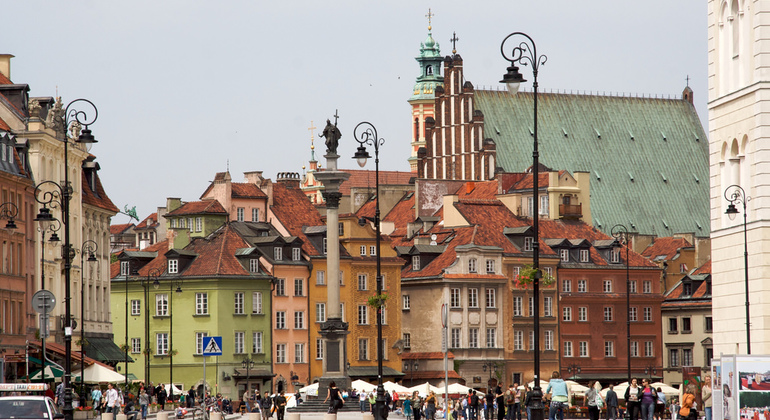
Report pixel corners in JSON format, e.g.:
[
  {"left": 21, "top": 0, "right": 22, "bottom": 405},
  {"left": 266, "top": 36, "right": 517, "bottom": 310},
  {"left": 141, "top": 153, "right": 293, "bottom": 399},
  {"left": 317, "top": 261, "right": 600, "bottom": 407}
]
[
  {"left": 426, "top": 65, "right": 433, "bottom": 75},
  {"left": 731, "top": 0, "right": 740, "bottom": 57}
]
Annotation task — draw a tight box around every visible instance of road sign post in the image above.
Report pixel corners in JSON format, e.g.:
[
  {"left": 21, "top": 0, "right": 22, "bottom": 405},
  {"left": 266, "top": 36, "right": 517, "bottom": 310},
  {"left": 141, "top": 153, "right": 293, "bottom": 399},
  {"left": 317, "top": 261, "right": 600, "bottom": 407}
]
[{"left": 202, "top": 337, "right": 222, "bottom": 400}]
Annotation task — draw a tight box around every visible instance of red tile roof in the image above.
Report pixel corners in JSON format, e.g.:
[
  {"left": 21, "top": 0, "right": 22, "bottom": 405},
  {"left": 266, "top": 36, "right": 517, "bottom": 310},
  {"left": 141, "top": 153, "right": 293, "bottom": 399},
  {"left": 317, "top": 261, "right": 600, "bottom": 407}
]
[
  {"left": 356, "top": 197, "right": 377, "bottom": 220},
  {"left": 135, "top": 213, "right": 159, "bottom": 230},
  {"left": 232, "top": 183, "right": 267, "bottom": 198},
  {"left": 0, "top": 117, "right": 10, "bottom": 131},
  {"left": 641, "top": 237, "right": 693, "bottom": 260},
  {"left": 455, "top": 180, "right": 499, "bottom": 200},
  {"left": 509, "top": 172, "right": 550, "bottom": 191},
  {"left": 81, "top": 168, "right": 119, "bottom": 213},
  {"left": 0, "top": 73, "right": 11, "bottom": 85},
  {"left": 338, "top": 169, "right": 413, "bottom": 195},
  {"left": 270, "top": 182, "right": 325, "bottom": 256},
  {"left": 693, "top": 260, "right": 711, "bottom": 275},
  {"left": 110, "top": 223, "right": 134, "bottom": 235},
  {"left": 383, "top": 193, "right": 416, "bottom": 241},
  {"left": 179, "top": 226, "right": 252, "bottom": 276},
  {"left": 166, "top": 200, "right": 228, "bottom": 216}
]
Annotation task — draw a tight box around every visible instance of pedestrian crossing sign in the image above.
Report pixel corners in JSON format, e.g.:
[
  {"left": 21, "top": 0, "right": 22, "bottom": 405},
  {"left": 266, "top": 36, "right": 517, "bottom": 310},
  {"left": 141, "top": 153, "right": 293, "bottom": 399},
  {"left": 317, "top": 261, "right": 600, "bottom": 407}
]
[{"left": 203, "top": 336, "right": 223, "bottom": 356}]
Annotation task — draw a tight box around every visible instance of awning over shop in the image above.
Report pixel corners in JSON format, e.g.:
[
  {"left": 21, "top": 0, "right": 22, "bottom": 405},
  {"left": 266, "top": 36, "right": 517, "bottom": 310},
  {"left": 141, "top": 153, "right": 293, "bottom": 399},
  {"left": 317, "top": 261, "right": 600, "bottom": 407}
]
[
  {"left": 232, "top": 369, "right": 275, "bottom": 379},
  {"left": 84, "top": 337, "right": 134, "bottom": 364},
  {"left": 348, "top": 366, "right": 405, "bottom": 382}
]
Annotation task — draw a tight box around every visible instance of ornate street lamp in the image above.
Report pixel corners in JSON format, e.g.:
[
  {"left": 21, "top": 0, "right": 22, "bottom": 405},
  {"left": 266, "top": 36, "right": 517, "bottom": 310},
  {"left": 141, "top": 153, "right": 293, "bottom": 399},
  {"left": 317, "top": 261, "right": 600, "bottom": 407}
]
[
  {"left": 611, "top": 224, "right": 631, "bottom": 382},
  {"left": 79, "top": 240, "right": 98, "bottom": 407},
  {"left": 242, "top": 357, "right": 255, "bottom": 397},
  {"left": 33, "top": 98, "right": 98, "bottom": 420},
  {"left": 566, "top": 363, "right": 581, "bottom": 380},
  {"left": 500, "top": 32, "right": 547, "bottom": 420},
  {"left": 352, "top": 121, "right": 387, "bottom": 420},
  {"left": 724, "top": 184, "right": 751, "bottom": 354}
]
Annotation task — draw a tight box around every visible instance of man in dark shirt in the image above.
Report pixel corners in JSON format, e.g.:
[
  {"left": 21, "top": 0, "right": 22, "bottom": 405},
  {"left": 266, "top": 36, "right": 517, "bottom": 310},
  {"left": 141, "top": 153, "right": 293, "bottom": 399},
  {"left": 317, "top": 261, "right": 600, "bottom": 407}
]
[
  {"left": 274, "top": 391, "right": 287, "bottom": 420},
  {"left": 485, "top": 389, "right": 495, "bottom": 420},
  {"left": 495, "top": 384, "right": 506, "bottom": 420}
]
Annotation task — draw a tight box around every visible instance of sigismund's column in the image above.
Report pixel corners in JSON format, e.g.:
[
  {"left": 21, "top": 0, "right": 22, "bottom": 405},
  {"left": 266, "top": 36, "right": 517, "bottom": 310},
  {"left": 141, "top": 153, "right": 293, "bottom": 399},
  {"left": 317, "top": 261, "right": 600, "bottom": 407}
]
[{"left": 314, "top": 117, "right": 351, "bottom": 402}]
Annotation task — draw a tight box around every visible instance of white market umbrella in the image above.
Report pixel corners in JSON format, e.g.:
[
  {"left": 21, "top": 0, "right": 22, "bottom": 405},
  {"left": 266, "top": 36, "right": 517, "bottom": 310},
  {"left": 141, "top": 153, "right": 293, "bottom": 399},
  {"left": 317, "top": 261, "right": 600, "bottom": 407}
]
[
  {"left": 447, "top": 383, "right": 472, "bottom": 395},
  {"left": 81, "top": 363, "right": 125, "bottom": 383},
  {"left": 566, "top": 381, "right": 589, "bottom": 396},
  {"left": 383, "top": 381, "right": 411, "bottom": 394},
  {"left": 527, "top": 380, "right": 550, "bottom": 390},
  {"left": 31, "top": 366, "right": 81, "bottom": 381},
  {"left": 600, "top": 382, "right": 629, "bottom": 400},
  {"left": 651, "top": 383, "right": 679, "bottom": 397},
  {"left": 299, "top": 382, "right": 318, "bottom": 397},
  {"left": 164, "top": 383, "right": 184, "bottom": 396},
  {"left": 352, "top": 379, "right": 377, "bottom": 393},
  {"left": 407, "top": 382, "right": 441, "bottom": 397}
]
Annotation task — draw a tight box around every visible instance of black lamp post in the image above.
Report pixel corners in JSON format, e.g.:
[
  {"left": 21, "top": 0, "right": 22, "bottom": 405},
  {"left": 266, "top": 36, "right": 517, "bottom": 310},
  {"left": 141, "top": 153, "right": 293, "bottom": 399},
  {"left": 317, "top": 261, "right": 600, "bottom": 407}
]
[
  {"left": 170, "top": 279, "right": 181, "bottom": 400},
  {"left": 33, "top": 98, "right": 98, "bottom": 420},
  {"left": 482, "top": 361, "right": 498, "bottom": 380},
  {"left": 611, "top": 224, "right": 631, "bottom": 382},
  {"left": 0, "top": 201, "right": 19, "bottom": 229},
  {"left": 37, "top": 217, "right": 60, "bottom": 384},
  {"left": 724, "top": 184, "right": 751, "bottom": 354},
  {"left": 352, "top": 121, "right": 387, "bottom": 420},
  {"left": 566, "top": 364, "right": 581, "bottom": 380},
  {"left": 500, "top": 32, "right": 547, "bottom": 420},
  {"left": 403, "top": 360, "right": 419, "bottom": 387},
  {"left": 79, "top": 240, "right": 98, "bottom": 407},
  {"left": 145, "top": 268, "right": 161, "bottom": 386},
  {"left": 242, "top": 357, "right": 255, "bottom": 397},
  {"left": 644, "top": 365, "right": 657, "bottom": 378}
]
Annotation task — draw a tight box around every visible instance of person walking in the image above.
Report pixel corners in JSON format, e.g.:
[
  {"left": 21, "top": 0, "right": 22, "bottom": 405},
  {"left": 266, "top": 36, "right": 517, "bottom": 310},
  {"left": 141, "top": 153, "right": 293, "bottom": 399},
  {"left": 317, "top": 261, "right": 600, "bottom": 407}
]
[
  {"left": 104, "top": 383, "right": 120, "bottom": 415},
  {"left": 323, "top": 381, "right": 343, "bottom": 414},
  {"left": 702, "top": 375, "right": 713, "bottom": 420},
  {"left": 655, "top": 388, "right": 666, "bottom": 420},
  {"left": 274, "top": 391, "right": 287, "bottom": 420},
  {"left": 485, "top": 388, "right": 495, "bottom": 420},
  {"left": 91, "top": 386, "right": 103, "bottom": 416},
  {"left": 546, "top": 371, "right": 570, "bottom": 420},
  {"left": 640, "top": 379, "right": 657, "bottom": 420},
  {"left": 505, "top": 384, "right": 519, "bottom": 420},
  {"left": 605, "top": 385, "right": 619, "bottom": 420},
  {"left": 425, "top": 390, "right": 438, "bottom": 420},
  {"left": 469, "top": 389, "right": 480, "bottom": 420},
  {"left": 495, "top": 383, "right": 506, "bottom": 420},
  {"left": 404, "top": 395, "right": 413, "bottom": 420},
  {"left": 139, "top": 388, "right": 150, "bottom": 420},
  {"left": 393, "top": 391, "right": 400, "bottom": 412},
  {"left": 412, "top": 391, "right": 423, "bottom": 420},
  {"left": 586, "top": 381, "right": 603, "bottom": 420},
  {"left": 523, "top": 385, "right": 532, "bottom": 420},
  {"left": 625, "top": 378, "right": 643, "bottom": 420},
  {"left": 360, "top": 390, "right": 368, "bottom": 413},
  {"left": 158, "top": 384, "right": 168, "bottom": 410},
  {"left": 678, "top": 385, "right": 697, "bottom": 420},
  {"left": 187, "top": 387, "right": 196, "bottom": 408}
]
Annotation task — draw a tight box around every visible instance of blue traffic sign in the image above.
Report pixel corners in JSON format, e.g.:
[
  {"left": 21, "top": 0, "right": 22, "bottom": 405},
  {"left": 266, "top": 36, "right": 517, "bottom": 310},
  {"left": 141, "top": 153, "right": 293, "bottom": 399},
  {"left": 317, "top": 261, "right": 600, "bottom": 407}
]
[{"left": 202, "top": 336, "right": 223, "bottom": 356}]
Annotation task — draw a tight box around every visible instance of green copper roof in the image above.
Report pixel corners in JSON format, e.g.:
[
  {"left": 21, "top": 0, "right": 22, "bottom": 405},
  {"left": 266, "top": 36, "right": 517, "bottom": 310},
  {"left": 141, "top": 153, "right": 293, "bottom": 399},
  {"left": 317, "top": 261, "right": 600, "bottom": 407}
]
[
  {"left": 410, "top": 30, "right": 444, "bottom": 102},
  {"left": 474, "top": 89, "right": 709, "bottom": 237}
]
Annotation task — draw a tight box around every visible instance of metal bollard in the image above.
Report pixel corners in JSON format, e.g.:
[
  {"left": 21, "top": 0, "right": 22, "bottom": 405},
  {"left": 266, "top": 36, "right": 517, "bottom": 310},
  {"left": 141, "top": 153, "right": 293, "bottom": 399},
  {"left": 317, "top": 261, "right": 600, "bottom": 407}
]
[
  {"left": 116, "top": 415, "right": 127, "bottom": 420},
  {"left": 286, "top": 413, "right": 301, "bottom": 420},
  {"left": 157, "top": 412, "right": 169, "bottom": 420},
  {"left": 210, "top": 412, "right": 222, "bottom": 420},
  {"left": 101, "top": 413, "right": 114, "bottom": 420}
]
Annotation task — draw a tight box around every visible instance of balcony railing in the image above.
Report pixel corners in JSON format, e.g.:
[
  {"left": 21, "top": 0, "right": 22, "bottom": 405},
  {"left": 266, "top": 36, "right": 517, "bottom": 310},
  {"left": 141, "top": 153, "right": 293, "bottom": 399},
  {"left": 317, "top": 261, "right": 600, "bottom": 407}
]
[{"left": 559, "top": 203, "right": 583, "bottom": 219}]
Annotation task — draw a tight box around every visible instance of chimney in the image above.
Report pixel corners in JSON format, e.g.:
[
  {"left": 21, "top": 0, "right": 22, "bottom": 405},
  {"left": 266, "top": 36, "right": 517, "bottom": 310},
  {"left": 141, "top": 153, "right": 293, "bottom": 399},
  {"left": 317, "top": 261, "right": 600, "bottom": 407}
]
[
  {"left": 0, "top": 54, "right": 14, "bottom": 80},
  {"left": 682, "top": 86, "right": 694, "bottom": 106},
  {"left": 276, "top": 172, "right": 301, "bottom": 189}
]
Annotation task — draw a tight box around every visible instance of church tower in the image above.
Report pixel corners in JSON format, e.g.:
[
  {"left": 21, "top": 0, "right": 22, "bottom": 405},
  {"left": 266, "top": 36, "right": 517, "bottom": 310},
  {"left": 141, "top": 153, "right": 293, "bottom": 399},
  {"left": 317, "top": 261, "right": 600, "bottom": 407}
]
[
  {"left": 408, "top": 10, "right": 444, "bottom": 173},
  {"left": 709, "top": 0, "right": 770, "bottom": 355}
]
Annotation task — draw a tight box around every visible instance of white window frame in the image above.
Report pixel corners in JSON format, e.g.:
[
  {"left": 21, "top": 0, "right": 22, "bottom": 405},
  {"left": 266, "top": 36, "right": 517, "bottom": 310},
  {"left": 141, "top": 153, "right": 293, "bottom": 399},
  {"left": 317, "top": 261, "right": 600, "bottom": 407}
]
[
  {"left": 156, "top": 332, "right": 168, "bottom": 355},
  {"left": 486, "top": 328, "right": 496, "bottom": 348},
  {"left": 316, "top": 338, "right": 324, "bottom": 359},
  {"left": 560, "top": 249, "right": 569, "bottom": 262},
  {"left": 645, "top": 341, "right": 654, "bottom": 357},
  {"left": 316, "top": 303, "right": 326, "bottom": 323},
  {"left": 360, "top": 245, "right": 366, "bottom": 256},
  {"left": 469, "top": 328, "right": 479, "bottom": 348},
  {"left": 578, "top": 307, "right": 587, "bottom": 322},
  {"left": 358, "top": 338, "right": 369, "bottom": 360},
  {"left": 168, "top": 259, "right": 178, "bottom": 274},
  {"left": 643, "top": 307, "right": 652, "bottom": 322},
  {"left": 403, "top": 333, "right": 411, "bottom": 349},
  {"left": 370, "top": 245, "right": 376, "bottom": 256},
  {"left": 252, "top": 208, "right": 259, "bottom": 222},
  {"left": 545, "top": 330, "right": 554, "bottom": 350},
  {"left": 630, "top": 341, "right": 639, "bottom": 358},
  {"left": 402, "top": 295, "right": 410, "bottom": 310},
  {"left": 605, "top": 340, "right": 615, "bottom": 357},
  {"left": 195, "top": 332, "right": 208, "bottom": 355},
  {"left": 292, "top": 247, "right": 301, "bottom": 261},
  {"left": 249, "top": 258, "right": 259, "bottom": 273},
  {"left": 275, "top": 278, "right": 286, "bottom": 296},
  {"left": 563, "top": 306, "right": 572, "bottom": 322},
  {"left": 156, "top": 294, "right": 168, "bottom": 316},
  {"left": 562, "top": 279, "right": 571, "bottom": 292},
  {"left": 131, "top": 299, "right": 141, "bottom": 316},
  {"left": 196, "top": 217, "right": 202, "bottom": 232},
  {"left": 604, "top": 306, "right": 613, "bottom": 322},
  {"left": 643, "top": 280, "right": 652, "bottom": 293},
  {"left": 294, "top": 278, "right": 304, "bottom": 296},
  {"left": 577, "top": 279, "right": 587, "bottom": 292},
  {"left": 274, "top": 247, "right": 283, "bottom": 261},
  {"left": 358, "top": 273, "right": 368, "bottom": 290},
  {"left": 252, "top": 331, "right": 263, "bottom": 354},
  {"left": 235, "top": 331, "right": 245, "bottom": 354},
  {"left": 485, "top": 288, "right": 496, "bottom": 308},
  {"left": 234, "top": 292, "right": 244, "bottom": 315},
  {"left": 450, "top": 328, "right": 461, "bottom": 348},
  {"left": 468, "top": 258, "right": 477, "bottom": 273},
  {"left": 513, "top": 296, "right": 523, "bottom": 317},
  {"left": 544, "top": 296, "right": 552, "bottom": 317},
  {"left": 524, "top": 237, "right": 534, "bottom": 251},
  {"left": 252, "top": 291, "right": 263, "bottom": 314},
  {"left": 629, "top": 307, "right": 638, "bottom": 322},
  {"left": 237, "top": 207, "right": 244, "bottom": 222},
  {"left": 294, "top": 311, "right": 305, "bottom": 329},
  {"left": 316, "top": 270, "right": 325, "bottom": 285},
  {"left": 603, "top": 280, "right": 613, "bottom": 293},
  {"left": 450, "top": 288, "right": 461, "bottom": 308},
  {"left": 468, "top": 288, "right": 478, "bottom": 308},
  {"left": 412, "top": 255, "right": 420, "bottom": 271},
  {"left": 486, "top": 259, "right": 495, "bottom": 274},
  {"left": 610, "top": 250, "right": 620, "bottom": 263},
  {"left": 195, "top": 293, "right": 208, "bottom": 315},
  {"left": 563, "top": 341, "right": 573, "bottom": 357},
  {"left": 358, "top": 305, "right": 369, "bottom": 325},
  {"left": 579, "top": 341, "right": 589, "bottom": 357},
  {"left": 580, "top": 249, "right": 590, "bottom": 262},
  {"left": 294, "top": 343, "right": 305, "bottom": 363},
  {"left": 131, "top": 338, "right": 141, "bottom": 354},
  {"left": 276, "top": 343, "right": 286, "bottom": 363},
  {"left": 276, "top": 311, "right": 286, "bottom": 329},
  {"left": 514, "top": 330, "right": 523, "bottom": 350}
]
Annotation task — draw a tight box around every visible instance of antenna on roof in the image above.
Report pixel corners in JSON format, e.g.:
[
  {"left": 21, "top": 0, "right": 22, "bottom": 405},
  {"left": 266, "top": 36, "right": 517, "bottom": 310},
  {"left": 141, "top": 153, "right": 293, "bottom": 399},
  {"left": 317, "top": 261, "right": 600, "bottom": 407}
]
[{"left": 227, "top": 159, "right": 229, "bottom": 172}]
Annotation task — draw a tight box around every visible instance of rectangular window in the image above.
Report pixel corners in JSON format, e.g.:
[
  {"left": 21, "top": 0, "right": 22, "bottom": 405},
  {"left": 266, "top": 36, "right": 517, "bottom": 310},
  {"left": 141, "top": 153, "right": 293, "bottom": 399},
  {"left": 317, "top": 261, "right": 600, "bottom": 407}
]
[
  {"left": 468, "top": 288, "right": 478, "bottom": 308},
  {"left": 630, "top": 341, "right": 639, "bottom": 358},
  {"left": 403, "top": 333, "right": 411, "bottom": 349},
  {"left": 252, "top": 292, "right": 263, "bottom": 314},
  {"left": 560, "top": 249, "right": 569, "bottom": 262},
  {"left": 669, "top": 317, "right": 679, "bottom": 333},
  {"left": 412, "top": 256, "right": 420, "bottom": 271},
  {"left": 234, "top": 293, "right": 244, "bottom": 315},
  {"left": 196, "top": 217, "right": 202, "bottom": 232},
  {"left": 358, "top": 338, "right": 369, "bottom": 360},
  {"left": 577, "top": 279, "right": 587, "bottom": 292},
  {"left": 563, "top": 307, "right": 572, "bottom": 322},
  {"left": 370, "top": 246, "right": 376, "bottom": 256},
  {"left": 580, "top": 249, "right": 590, "bottom": 262},
  {"left": 276, "top": 311, "right": 286, "bottom": 329},
  {"left": 188, "top": 218, "right": 194, "bottom": 232},
  {"left": 357, "top": 305, "right": 368, "bottom": 325},
  {"left": 524, "top": 237, "right": 533, "bottom": 252},
  {"left": 643, "top": 281, "right": 652, "bottom": 293},
  {"left": 486, "top": 328, "right": 496, "bottom": 348},
  {"left": 682, "top": 317, "right": 691, "bottom": 333},
  {"left": 605, "top": 341, "right": 615, "bottom": 357},
  {"left": 544, "top": 296, "right": 552, "bottom": 317},
  {"left": 316, "top": 270, "right": 325, "bottom": 285},
  {"left": 683, "top": 348, "right": 693, "bottom": 366},
  {"left": 155, "top": 294, "right": 168, "bottom": 316},
  {"left": 131, "top": 299, "right": 141, "bottom": 316},
  {"left": 249, "top": 258, "right": 259, "bottom": 273},
  {"left": 629, "top": 307, "right": 638, "bottom": 322},
  {"left": 235, "top": 332, "right": 245, "bottom": 354},
  {"left": 604, "top": 306, "right": 613, "bottom": 322},
  {"left": 121, "top": 261, "right": 130, "bottom": 276},
  {"left": 645, "top": 341, "right": 654, "bottom": 357},
  {"left": 131, "top": 338, "right": 141, "bottom": 354},
  {"left": 603, "top": 280, "right": 612, "bottom": 293},
  {"left": 468, "top": 258, "right": 477, "bottom": 273},
  {"left": 402, "top": 295, "right": 410, "bottom": 310},
  {"left": 450, "top": 288, "right": 461, "bottom": 308},
  {"left": 294, "top": 278, "right": 304, "bottom": 296},
  {"left": 292, "top": 247, "right": 301, "bottom": 261},
  {"left": 545, "top": 330, "right": 554, "bottom": 350},
  {"left": 513, "top": 296, "right": 522, "bottom": 317},
  {"left": 540, "top": 195, "right": 549, "bottom": 215},
  {"left": 562, "top": 279, "right": 571, "bottom": 292},
  {"left": 294, "top": 311, "right": 305, "bottom": 329},
  {"left": 274, "top": 247, "right": 283, "bottom": 261},
  {"left": 237, "top": 208, "right": 244, "bottom": 222},
  {"left": 486, "top": 259, "right": 495, "bottom": 273},
  {"left": 450, "top": 328, "right": 461, "bottom": 348},
  {"left": 252, "top": 208, "right": 259, "bottom": 222},
  {"left": 514, "top": 330, "right": 524, "bottom": 350},
  {"left": 529, "top": 330, "right": 535, "bottom": 350},
  {"left": 469, "top": 328, "right": 479, "bottom": 348},
  {"left": 360, "top": 246, "right": 366, "bottom": 256},
  {"left": 275, "top": 278, "right": 286, "bottom": 296},
  {"left": 195, "top": 332, "right": 208, "bottom": 355},
  {"left": 316, "top": 338, "right": 323, "bottom": 359},
  {"left": 705, "top": 316, "right": 713, "bottom": 332},
  {"left": 643, "top": 307, "right": 652, "bottom": 321},
  {"left": 579, "top": 341, "right": 589, "bottom": 357},
  {"left": 630, "top": 281, "right": 637, "bottom": 294},
  {"left": 294, "top": 343, "right": 305, "bottom": 363},
  {"left": 358, "top": 274, "right": 368, "bottom": 290},
  {"left": 195, "top": 293, "right": 208, "bottom": 315},
  {"left": 252, "top": 332, "right": 263, "bottom": 353},
  {"left": 323, "top": 238, "right": 327, "bottom": 254},
  {"left": 578, "top": 307, "right": 587, "bottom": 322},
  {"left": 168, "top": 259, "right": 178, "bottom": 274},
  {"left": 669, "top": 349, "right": 680, "bottom": 367},
  {"left": 316, "top": 303, "right": 326, "bottom": 322},
  {"left": 527, "top": 196, "right": 534, "bottom": 216},
  {"left": 485, "top": 288, "right": 496, "bottom": 308},
  {"left": 610, "top": 250, "right": 620, "bottom": 263},
  {"left": 276, "top": 344, "right": 286, "bottom": 363},
  {"left": 156, "top": 333, "right": 168, "bottom": 355}
]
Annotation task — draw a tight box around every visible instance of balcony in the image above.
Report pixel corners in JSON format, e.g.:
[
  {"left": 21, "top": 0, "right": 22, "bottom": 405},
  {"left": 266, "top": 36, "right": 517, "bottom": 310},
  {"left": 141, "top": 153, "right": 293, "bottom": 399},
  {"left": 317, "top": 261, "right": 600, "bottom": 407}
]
[{"left": 559, "top": 203, "right": 583, "bottom": 219}]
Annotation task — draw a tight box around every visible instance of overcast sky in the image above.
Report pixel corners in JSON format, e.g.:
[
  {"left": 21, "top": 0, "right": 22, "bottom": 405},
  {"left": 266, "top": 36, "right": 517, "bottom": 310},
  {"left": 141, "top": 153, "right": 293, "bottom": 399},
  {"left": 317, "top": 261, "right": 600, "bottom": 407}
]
[{"left": 4, "top": 1, "right": 708, "bottom": 223}]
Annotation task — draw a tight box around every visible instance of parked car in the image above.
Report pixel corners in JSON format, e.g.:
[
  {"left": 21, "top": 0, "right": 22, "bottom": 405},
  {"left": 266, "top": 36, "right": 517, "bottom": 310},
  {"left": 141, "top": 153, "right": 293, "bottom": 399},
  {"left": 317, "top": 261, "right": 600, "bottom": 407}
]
[{"left": 0, "top": 396, "right": 64, "bottom": 420}]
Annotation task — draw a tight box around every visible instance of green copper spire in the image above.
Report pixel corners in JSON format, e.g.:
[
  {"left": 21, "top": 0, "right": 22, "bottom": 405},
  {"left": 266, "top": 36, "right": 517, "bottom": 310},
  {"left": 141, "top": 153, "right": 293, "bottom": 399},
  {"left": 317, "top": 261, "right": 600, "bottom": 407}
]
[{"left": 410, "top": 10, "right": 444, "bottom": 102}]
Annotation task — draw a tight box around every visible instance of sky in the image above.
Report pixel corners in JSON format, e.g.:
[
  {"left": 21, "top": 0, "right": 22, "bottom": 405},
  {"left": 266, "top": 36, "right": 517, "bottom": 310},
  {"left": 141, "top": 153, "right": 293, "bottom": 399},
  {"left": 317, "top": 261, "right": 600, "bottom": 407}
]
[{"left": 3, "top": 1, "right": 708, "bottom": 223}]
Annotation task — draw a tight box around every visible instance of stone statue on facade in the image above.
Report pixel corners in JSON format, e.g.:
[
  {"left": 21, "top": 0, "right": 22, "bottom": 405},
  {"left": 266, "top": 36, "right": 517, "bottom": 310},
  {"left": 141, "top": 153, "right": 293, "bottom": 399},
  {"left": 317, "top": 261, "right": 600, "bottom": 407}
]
[
  {"left": 45, "top": 97, "right": 65, "bottom": 134},
  {"left": 319, "top": 118, "right": 341, "bottom": 155}
]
